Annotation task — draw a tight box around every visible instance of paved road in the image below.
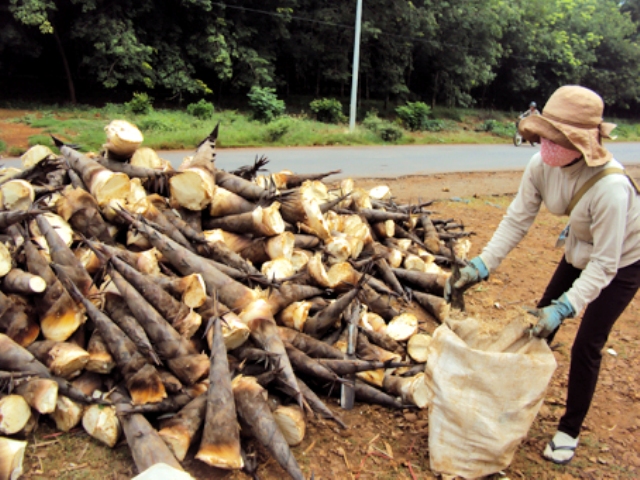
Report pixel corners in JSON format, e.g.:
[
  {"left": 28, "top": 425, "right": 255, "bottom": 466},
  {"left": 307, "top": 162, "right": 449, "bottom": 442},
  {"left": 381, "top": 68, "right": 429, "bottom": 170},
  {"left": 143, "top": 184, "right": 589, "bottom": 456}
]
[
  {"left": 5, "top": 142, "right": 640, "bottom": 177},
  {"left": 161, "top": 142, "right": 640, "bottom": 178}
]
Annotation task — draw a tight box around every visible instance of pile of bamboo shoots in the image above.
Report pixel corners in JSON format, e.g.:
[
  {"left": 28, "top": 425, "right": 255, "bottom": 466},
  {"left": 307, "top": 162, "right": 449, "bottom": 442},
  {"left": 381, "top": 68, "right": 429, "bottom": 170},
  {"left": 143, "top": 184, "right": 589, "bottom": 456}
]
[{"left": 0, "top": 120, "right": 473, "bottom": 480}]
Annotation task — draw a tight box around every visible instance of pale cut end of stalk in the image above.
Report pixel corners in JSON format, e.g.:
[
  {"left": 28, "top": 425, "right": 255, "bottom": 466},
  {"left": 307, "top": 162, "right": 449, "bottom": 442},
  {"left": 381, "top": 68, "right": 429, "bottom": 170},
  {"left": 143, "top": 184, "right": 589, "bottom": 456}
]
[
  {"left": 21, "top": 144, "right": 55, "bottom": 168},
  {"left": 170, "top": 168, "right": 215, "bottom": 211},
  {"left": 136, "top": 248, "right": 161, "bottom": 275},
  {"left": 300, "top": 196, "right": 330, "bottom": 240},
  {"left": 209, "top": 186, "right": 253, "bottom": 217},
  {"left": 407, "top": 333, "right": 432, "bottom": 363},
  {"left": 127, "top": 228, "right": 152, "bottom": 250},
  {"left": 290, "top": 249, "right": 311, "bottom": 272},
  {"left": 395, "top": 239, "right": 413, "bottom": 251},
  {"left": 0, "top": 168, "right": 21, "bottom": 185},
  {"left": 0, "top": 437, "right": 26, "bottom": 480},
  {"left": 0, "top": 243, "right": 11, "bottom": 278},
  {"left": 128, "top": 178, "right": 149, "bottom": 206},
  {"left": 277, "top": 301, "right": 312, "bottom": 332},
  {"left": 131, "top": 463, "right": 195, "bottom": 480},
  {"left": 159, "top": 425, "right": 191, "bottom": 462},
  {"left": 359, "top": 310, "right": 387, "bottom": 334},
  {"left": 173, "top": 309, "right": 202, "bottom": 339},
  {"left": 104, "top": 119, "right": 144, "bottom": 157},
  {"left": 386, "top": 313, "right": 419, "bottom": 342},
  {"left": 86, "top": 331, "right": 116, "bottom": 374},
  {"left": 404, "top": 254, "right": 428, "bottom": 272},
  {"left": 180, "top": 274, "right": 207, "bottom": 308},
  {"left": 202, "top": 229, "right": 253, "bottom": 253},
  {"left": 272, "top": 405, "right": 306, "bottom": 446},
  {"left": 75, "top": 247, "right": 102, "bottom": 275},
  {"left": 195, "top": 443, "right": 245, "bottom": 470},
  {"left": 90, "top": 170, "right": 132, "bottom": 207},
  {"left": 41, "top": 305, "right": 86, "bottom": 343},
  {"left": 261, "top": 258, "right": 295, "bottom": 280},
  {"left": 453, "top": 238, "right": 472, "bottom": 261},
  {"left": 50, "top": 396, "right": 83, "bottom": 432},
  {"left": 207, "top": 311, "right": 250, "bottom": 350},
  {"left": 0, "top": 180, "right": 34, "bottom": 211},
  {"left": 266, "top": 232, "right": 295, "bottom": 260},
  {"left": 45, "top": 342, "right": 90, "bottom": 379},
  {"left": 325, "top": 211, "right": 343, "bottom": 232},
  {"left": 373, "top": 220, "right": 396, "bottom": 239},
  {"left": 0, "top": 396, "right": 31, "bottom": 435},
  {"left": 325, "top": 236, "right": 352, "bottom": 264},
  {"left": 356, "top": 369, "right": 386, "bottom": 388},
  {"left": 308, "top": 254, "right": 359, "bottom": 289},
  {"left": 127, "top": 364, "right": 168, "bottom": 405},
  {"left": 300, "top": 180, "right": 329, "bottom": 203},
  {"left": 384, "top": 373, "right": 430, "bottom": 409},
  {"left": 82, "top": 404, "right": 122, "bottom": 448},
  {"left": 30, "top": 213, "right": 75, "bottom": 251},
  {"left": 253, "top": 203, "right": 285, "bottom": 236},
  {"left": 369, "top": 185, "right": 392, "bottom": 200},
  {"left": 15, "top": 378, "right": 59, "bottom": 414},
  {"left": 351, "top": 188, "right": 372, "bottom": 209},
  {"left": 388, "top": 249, "right": 404, "bottom": 269},
  {"left": 131, "top": 147, "right": 164, "bottom": 169},
  {"left": 167, "top": 353, "right": 210, "bottom": 386}
]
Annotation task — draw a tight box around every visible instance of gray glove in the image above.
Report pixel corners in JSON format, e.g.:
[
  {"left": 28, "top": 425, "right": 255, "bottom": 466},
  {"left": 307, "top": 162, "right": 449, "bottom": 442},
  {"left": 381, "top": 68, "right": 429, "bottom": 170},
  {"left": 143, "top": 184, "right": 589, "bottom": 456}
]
[{"left": 444, "top": 256, "right": 489, "bottom": 302}]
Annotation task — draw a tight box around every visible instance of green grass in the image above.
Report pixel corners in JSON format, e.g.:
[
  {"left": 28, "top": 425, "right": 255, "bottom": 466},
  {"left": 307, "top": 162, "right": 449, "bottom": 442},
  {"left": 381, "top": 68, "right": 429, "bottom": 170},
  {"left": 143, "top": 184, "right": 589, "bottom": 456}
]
[{"left": 1, "top": 103, "right": 640, "bottom": 156}]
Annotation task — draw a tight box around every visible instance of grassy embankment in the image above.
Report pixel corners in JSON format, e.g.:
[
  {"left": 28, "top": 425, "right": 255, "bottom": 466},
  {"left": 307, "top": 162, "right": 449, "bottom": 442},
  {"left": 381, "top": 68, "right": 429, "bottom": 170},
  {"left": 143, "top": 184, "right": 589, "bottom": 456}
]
[{"left": 1, "top": 102, "right": 640, "bottom": 156}]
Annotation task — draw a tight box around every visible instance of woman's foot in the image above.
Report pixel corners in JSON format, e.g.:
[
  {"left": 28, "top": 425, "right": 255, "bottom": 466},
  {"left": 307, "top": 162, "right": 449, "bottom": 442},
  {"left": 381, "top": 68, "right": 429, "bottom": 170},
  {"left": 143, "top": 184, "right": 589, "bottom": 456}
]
[{"left": 543, "top": 431, "right": 579, "bottom": 464}]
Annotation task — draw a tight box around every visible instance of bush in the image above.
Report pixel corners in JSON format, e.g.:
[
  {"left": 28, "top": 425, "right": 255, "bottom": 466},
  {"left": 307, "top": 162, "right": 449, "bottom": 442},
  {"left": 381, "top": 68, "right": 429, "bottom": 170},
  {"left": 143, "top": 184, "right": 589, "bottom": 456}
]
[
  {"left": 476, "top": 119, "right": 513, "bottom": 137},
  {"left": 265, "top": 116, "right": 294, "bottom": 142},
  {"left": 396, "top": 101, "right": 431, "bottom": 131},
  {"left": 423, "top": 119, "right": 446, "bottom": 132},
  {"left": 187, "top": 99, "right": 215, "bottom": 120},
  {"left": 309, "top": 98, "right": 346, "bottom": 124},
  {"left": 362, "top": 112, "right": 403, "bottom": 142},
  {"left": 137, "top": 116, "right": 176, "bottom": 132},
  {"left": 247, "top": 86, "right": 285, "bottom": 123},
  {"left": 0, "top": 139, "right": 6, "bottom": 153},
  {"left": 125, "top": 92, "right": 153, "bottom": 115}
]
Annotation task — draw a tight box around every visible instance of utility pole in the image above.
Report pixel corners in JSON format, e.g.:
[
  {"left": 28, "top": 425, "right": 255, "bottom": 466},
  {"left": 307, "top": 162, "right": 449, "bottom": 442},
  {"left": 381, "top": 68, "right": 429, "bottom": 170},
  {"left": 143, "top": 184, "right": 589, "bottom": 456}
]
[{"left": 349, "top": 0, "right": 363, "bottom": 132}]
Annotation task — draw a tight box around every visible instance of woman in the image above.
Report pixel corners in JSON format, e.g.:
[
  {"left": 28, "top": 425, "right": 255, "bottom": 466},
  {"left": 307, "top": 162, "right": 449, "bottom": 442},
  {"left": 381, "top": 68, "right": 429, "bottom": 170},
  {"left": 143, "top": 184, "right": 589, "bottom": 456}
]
[{"left": 448, "top": 85, "right": 640, "bottom": 464}]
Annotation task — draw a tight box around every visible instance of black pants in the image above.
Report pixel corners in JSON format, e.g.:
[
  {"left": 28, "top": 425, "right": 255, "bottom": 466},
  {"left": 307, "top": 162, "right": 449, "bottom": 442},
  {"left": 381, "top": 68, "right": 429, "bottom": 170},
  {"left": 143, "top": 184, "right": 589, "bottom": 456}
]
[{"left": 537, "top": 256, "right": 640, "bottom": 438}]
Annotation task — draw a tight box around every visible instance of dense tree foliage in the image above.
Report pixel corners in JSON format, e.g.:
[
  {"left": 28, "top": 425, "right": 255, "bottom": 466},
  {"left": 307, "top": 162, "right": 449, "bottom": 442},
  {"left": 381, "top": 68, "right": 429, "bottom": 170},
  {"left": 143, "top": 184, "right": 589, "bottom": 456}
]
[{"left": 2, "top": 0, "right": 640, "bottom": 113}]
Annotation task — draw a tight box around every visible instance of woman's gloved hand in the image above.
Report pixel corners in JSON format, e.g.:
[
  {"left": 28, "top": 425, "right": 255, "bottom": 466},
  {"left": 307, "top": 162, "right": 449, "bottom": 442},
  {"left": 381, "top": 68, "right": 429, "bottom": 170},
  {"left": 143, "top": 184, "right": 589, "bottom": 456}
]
[
  {"left": 528, "top": 294, "right": 575, "bottom": 338},
  {"left": 444, "top": 256, "right": 489, "bottom": 302}
]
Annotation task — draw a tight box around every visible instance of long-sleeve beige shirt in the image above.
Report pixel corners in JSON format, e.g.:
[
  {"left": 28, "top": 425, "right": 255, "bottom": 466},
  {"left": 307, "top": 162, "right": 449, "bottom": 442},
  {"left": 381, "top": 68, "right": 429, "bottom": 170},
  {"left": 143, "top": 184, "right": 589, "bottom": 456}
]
[{"left": 479, "top": 153, "right": 640, "bottom": 313}]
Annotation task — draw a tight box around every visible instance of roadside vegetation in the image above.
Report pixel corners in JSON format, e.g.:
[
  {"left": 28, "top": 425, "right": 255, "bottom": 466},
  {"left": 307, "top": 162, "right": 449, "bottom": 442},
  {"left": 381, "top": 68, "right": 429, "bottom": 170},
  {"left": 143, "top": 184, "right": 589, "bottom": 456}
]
[{"left": 2, "top": 92, "right": 639, "bottom": 156}]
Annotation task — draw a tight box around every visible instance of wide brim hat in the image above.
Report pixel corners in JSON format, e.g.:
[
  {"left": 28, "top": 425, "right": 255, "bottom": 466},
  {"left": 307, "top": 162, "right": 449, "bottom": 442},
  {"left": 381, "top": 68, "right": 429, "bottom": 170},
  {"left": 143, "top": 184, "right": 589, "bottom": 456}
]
[{"left": 519, "top": 85, "right": 616, "bottom": 167}]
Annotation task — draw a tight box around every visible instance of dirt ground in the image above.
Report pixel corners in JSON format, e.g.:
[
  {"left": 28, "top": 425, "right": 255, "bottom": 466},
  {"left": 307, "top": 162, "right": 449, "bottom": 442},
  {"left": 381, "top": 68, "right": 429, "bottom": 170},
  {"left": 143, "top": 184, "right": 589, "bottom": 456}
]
[{"left": 15, "top": 169, "right": 639, "bottom": 480}]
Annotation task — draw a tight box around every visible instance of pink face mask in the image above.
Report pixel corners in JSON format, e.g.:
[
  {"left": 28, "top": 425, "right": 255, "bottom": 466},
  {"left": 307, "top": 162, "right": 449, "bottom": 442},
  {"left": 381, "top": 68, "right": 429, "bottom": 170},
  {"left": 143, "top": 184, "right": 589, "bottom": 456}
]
[{"left": 540, "top": 137, "right": 581, "bottom": 167}]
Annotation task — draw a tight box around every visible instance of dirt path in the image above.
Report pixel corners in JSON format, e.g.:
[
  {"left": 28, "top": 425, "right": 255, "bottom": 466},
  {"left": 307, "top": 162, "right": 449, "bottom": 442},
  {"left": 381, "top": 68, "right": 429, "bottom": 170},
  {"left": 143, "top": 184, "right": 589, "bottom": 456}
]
[{"left": 19, "top": 170, "right": 640, "bottom": 480}]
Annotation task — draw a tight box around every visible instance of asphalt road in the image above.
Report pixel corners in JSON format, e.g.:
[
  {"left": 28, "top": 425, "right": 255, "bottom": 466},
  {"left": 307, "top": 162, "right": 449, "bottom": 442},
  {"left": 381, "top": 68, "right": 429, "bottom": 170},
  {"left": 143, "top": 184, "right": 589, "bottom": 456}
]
[
  {"left": 161, "top": 142, "right": 640, "bottom": 178},
  {"left": 4, "top": 142, "right": 640, "bottom": 177}
]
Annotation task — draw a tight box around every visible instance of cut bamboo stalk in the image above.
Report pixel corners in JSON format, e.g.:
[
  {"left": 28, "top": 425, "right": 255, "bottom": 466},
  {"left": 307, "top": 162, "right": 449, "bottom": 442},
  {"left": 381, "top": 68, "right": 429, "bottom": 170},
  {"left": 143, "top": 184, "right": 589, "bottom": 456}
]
[
  {"left": 386, "top": 313, "right": 419, "bottom": 342},
  {"left": 0, "top": 180, "right": 34, "bottom": 211},
  {"left": 204, "top": 203, "right": 285, "bottom": 237},
  {"left": 14, "top": 378, "right": 58, "bottom": 414},
  {"left": 232, "top": 376, "right": 304, "bottom": 480},
  {"left": 407, "top": 334, "right": 432, "bottom": 363},
  {"left": 277, "top": 327, "right": 345, "bottom": 359},
  {"left": 1, "top": 269, "right": 46, "bottom": 294},
  {"left": 0, "top": 244, "right": 11, "bottom": 279},
  {"left": 214, "top": 170, "right": 270, "bottom": 202},
  {"left": 196, "top": 317, "right": 243, "bottom": 470},
  {"left": 209, "top": 185, "right": 256, "bottom": 217},
  {"left": 159, "top": 394, "right": 206, "bottom": 461},
  {"left": 114, "top": 394, "right": 184, "bottom": 474},
  {"left": 383, "top": 373, "right": 429, "bottom": 408},
  {"left": 240, "top": 300, "right": 303, "bottom": 406},
  {"left": 103, "top": 120, "right": 143, "bottom": 157},
  {"left": 61, "top": 146, "right": 132, "bottom": 206},
  {"left": 273, "top": 405, "right": 306, "bottom": 447},
  {"left": 412, "top": 290, "right": 450, "bottom": 322},
  {"left": 56, "top": 187, "right": 114, "bottom": 244},
  {"left": 50, "top": 395, "right": 84, "bottom": 432},
  {"left": 82, "top": 404, "right": 121, "bottom": 447},
  {"left": 0, "top": 437, "right": 26, "bottom": 480},
  {"left": 391, "top": 268, "right": 449, "bottom": 296},
  {"left": 24, "top": 240, "right": 85, "bottom": 342},
  {"left": 0, "top": 292, "right": 40, "bottom": 347},
  {"left": 28, "top": 341, "right": 89, "bottom": 379},
  {"left": 150, "top": 273, "right": 207, "bottom": 309},
  {"left": 86, "top": 330, "right": 116, "bottom": 374},
  {"left": 0, "top": 396, "right": 31, "bottom": 435}
]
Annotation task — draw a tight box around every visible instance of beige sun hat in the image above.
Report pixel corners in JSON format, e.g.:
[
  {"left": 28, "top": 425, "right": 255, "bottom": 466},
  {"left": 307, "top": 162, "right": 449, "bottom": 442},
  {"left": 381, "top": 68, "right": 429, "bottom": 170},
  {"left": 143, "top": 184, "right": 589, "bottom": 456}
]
[{"left": 519, "top": 85, "right": 617, "bottom": 167}]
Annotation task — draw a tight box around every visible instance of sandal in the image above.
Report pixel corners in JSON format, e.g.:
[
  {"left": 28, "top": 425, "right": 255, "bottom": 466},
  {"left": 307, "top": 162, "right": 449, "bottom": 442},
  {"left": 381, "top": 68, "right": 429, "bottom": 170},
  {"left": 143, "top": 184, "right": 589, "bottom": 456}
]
[{"left": 543, "top": 440, "right": 577, "bottom": 465}]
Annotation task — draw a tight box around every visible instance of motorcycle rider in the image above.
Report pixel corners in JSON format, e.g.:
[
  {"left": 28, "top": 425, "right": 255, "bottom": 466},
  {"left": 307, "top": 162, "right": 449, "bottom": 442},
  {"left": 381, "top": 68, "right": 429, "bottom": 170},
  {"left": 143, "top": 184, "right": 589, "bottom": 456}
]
[{"left": 517, "top": 102, "right": 540, "bottom": 145}]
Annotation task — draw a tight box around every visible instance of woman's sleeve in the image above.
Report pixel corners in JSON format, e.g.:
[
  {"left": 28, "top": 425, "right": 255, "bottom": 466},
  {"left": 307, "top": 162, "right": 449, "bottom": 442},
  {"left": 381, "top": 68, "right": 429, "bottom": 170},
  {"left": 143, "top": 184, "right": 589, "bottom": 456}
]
[
  {"left": 564, "top": 183, "right": 632, "bottom": 313},
  {"left": 479, "top": 159, "right": 543, "bottom": 271}
]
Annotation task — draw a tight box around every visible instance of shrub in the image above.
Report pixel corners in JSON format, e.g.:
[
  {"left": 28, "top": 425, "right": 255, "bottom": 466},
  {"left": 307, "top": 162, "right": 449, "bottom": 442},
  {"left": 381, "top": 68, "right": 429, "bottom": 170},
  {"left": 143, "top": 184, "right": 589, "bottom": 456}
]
[
  {"left": 187, "top": 99, "right": 215, "bottom": 120},
  {"left": 309, "top": 98, "right": 346, "bottom": 123},
  {"left": 396, "top": 101, "right": 431, "bottom": 131},
  {"left": 8, "top": 146, "right": 25, "bottom": 157},
  {"left": 125, "top": 92, "right": 153, "bottom": 115},
  {"left": 28, "top": 134, "right": 52, "bottom": 147},
  {"left": 0, "top": 139, "right": 6, "bottom": 153},
  {"left": 362, "top": 112, "right": 403, "bottom": 142},
  {"left": 423, "top": 119, "right": 446, "bottom": 132},
  {"left": 247, "top": 86, "right": 285, "bottom": 123},
  {"left": 476, "top": 119, "right": 513, "bottom": 137},
  {"left": 265, "top": 116, "right": 293, "bottom": 142},
  {"left": 137, "top": 116, "right": 176, "bottom": 132}
]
